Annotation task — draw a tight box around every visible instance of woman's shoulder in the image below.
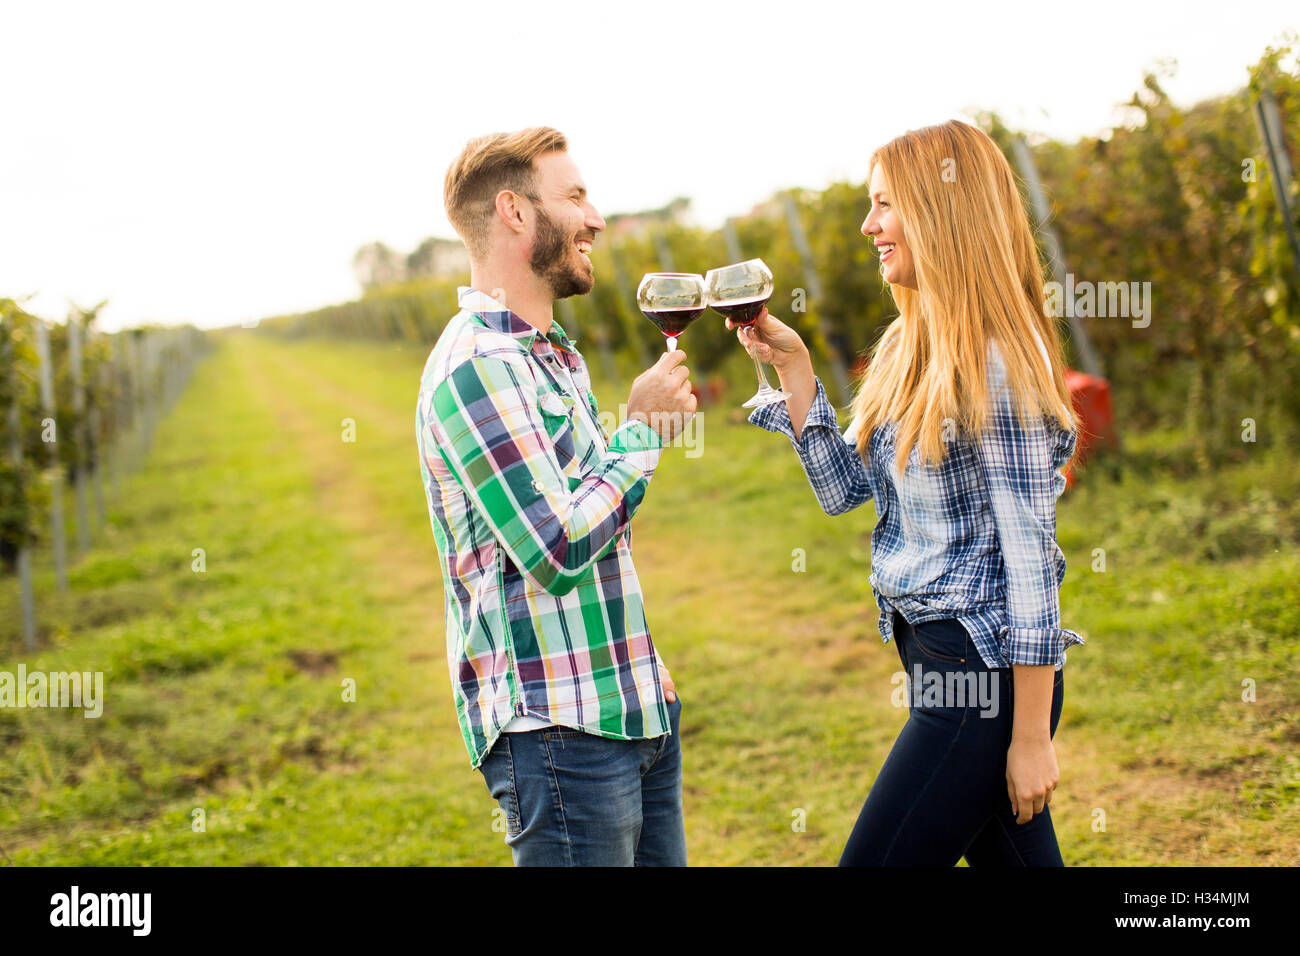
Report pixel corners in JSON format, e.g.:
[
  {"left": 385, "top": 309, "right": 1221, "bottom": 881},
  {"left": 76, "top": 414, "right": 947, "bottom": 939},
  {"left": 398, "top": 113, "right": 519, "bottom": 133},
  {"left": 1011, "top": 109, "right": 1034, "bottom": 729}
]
[{"left": 985, "top": 334, "right": 1075, "bottom": 433}]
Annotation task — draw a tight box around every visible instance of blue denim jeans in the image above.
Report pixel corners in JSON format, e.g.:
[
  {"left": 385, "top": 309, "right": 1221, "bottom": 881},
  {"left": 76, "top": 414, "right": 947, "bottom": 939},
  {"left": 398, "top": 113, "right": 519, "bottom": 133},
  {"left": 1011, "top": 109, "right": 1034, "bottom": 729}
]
[
  {"left": 839, "top": 612, "right": 1066, "bottom": 866},
  {"left": 477, "top": 697, "right": 686, "bottom": 866}
]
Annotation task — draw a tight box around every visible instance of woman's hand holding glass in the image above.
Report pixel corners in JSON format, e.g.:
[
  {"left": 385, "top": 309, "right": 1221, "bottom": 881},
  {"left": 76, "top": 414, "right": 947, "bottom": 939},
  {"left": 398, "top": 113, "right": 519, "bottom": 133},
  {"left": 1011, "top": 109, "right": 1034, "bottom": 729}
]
[
  {"left": 726, "top": 308, "right": 819, "bottom": 439},
  {"left": 724, "top": 308, "right": 809, "bottom": 373}
]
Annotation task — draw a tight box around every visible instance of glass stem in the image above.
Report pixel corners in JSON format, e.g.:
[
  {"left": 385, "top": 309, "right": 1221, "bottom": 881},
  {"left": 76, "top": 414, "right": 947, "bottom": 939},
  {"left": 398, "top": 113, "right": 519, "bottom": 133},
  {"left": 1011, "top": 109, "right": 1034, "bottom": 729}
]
[{"left": 745, "top": 326, "right": 775, "bottom": 390}]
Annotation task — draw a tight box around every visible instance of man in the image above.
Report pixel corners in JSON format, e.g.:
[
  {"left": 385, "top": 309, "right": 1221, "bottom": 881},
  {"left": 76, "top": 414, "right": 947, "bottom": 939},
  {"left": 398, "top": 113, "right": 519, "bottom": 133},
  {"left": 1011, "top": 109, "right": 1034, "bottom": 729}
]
[{"left": 415, "top": 127, "right": 697, "bottom": 866}]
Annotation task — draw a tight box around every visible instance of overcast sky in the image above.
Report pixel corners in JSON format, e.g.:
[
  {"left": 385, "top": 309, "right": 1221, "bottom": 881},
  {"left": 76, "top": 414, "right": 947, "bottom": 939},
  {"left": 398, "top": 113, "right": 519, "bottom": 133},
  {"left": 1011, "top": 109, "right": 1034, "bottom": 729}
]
[{"left": 1, "top": 1, "right": 1295, "bottom": 331}]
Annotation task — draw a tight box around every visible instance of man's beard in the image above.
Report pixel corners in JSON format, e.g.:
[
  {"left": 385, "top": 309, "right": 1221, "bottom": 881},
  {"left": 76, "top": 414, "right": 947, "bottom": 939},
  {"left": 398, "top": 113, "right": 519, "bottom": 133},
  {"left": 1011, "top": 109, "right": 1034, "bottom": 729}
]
[{"left": 530, "top": 206, "right": 593, "bottom": 299}]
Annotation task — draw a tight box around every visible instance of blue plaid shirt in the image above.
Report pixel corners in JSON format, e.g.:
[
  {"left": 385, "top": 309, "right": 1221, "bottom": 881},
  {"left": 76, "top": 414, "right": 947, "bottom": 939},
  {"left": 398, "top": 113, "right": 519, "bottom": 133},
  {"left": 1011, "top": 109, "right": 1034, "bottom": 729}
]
[{"left": 750, "top": 342, "right": 1084, "bottom": 670}]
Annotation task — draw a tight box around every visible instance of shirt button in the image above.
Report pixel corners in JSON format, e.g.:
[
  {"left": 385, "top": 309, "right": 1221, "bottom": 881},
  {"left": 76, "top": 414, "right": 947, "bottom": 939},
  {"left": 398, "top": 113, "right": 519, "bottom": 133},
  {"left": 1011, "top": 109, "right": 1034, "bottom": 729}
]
[{"left": 531, "top": 479, "right": 545, "bottom": 493}]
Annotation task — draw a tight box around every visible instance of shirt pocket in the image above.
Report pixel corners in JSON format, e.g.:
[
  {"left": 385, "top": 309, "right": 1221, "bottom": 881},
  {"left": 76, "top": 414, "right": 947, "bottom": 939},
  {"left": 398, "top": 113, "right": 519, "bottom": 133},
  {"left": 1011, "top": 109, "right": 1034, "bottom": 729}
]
[{"left": 536, "top": 387, "right": 581, "bottom": 481}]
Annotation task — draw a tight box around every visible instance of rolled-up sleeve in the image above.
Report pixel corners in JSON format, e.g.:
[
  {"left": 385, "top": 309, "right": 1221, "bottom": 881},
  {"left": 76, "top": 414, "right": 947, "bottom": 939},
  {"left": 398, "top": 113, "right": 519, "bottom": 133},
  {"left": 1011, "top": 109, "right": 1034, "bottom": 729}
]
[
  {"left": 748, "top": 376, "right": 873, "bottom": 516},
  {"left": 972, "top": 358, "right": 1078, "bottom": 666}
]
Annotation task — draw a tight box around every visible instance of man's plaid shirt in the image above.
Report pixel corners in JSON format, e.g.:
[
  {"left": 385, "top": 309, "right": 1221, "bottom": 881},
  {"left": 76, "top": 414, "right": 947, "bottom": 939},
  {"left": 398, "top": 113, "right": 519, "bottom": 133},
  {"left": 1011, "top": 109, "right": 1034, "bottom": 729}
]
[
  {"left": 750, "top": 339, "right": 1085, "bottom": 671},
  {"left": 416, "top": 289, "right": 670, "bottom": 769}
]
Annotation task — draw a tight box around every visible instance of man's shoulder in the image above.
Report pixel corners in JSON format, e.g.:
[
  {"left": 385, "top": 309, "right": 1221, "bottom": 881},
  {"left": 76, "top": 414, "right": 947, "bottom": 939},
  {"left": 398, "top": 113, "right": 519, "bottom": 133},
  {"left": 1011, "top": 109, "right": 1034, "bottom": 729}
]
[{"left": 420, "top": 310, "right": 530, "bottom": 394}]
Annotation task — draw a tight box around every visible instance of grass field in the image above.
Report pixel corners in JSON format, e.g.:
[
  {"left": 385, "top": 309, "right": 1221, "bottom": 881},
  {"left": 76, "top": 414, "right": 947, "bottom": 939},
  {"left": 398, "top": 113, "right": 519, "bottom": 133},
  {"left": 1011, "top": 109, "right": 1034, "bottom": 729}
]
[{"left": 2, "top": 330, "right": 1298, "bottom": 866}]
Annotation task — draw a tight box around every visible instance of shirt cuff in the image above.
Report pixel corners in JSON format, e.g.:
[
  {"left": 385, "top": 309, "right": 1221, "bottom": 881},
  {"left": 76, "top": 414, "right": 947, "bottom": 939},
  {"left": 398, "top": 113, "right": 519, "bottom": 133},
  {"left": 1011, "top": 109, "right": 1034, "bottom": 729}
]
[
  {"left": 609, "top": 417, "right": 664, "bottom": 474},
  {"left": 1001, "top": 626, "right": 1073, "bottom": 667},
  {"left": 747, "top": 377, "right": 839, "bottom": 450}
]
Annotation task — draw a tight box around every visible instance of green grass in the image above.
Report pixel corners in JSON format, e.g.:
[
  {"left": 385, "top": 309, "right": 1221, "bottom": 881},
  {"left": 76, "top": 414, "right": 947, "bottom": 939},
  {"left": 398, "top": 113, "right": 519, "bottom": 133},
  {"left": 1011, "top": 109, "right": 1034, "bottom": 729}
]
[{"left": 1, "top": 330, "right": 1296, "bottom": 865}]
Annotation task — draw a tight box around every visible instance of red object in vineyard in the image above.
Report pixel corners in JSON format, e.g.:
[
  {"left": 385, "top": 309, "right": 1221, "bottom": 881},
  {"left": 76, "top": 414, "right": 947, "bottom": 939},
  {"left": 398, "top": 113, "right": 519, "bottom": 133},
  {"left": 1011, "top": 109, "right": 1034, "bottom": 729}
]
[
  {"left": 1062, "top": 369, "right": 1117, "bottom": 489},
  {"left": 690, "top": 375, "right": 728, "bottom": 407}
]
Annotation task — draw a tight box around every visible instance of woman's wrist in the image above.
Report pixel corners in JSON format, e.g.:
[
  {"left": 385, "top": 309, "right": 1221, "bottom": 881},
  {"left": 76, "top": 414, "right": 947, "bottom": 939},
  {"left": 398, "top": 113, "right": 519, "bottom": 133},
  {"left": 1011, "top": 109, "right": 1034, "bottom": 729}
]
[
  {"left": 773, "top": 344, "right": 813, "bottom": 381},
  {"left": 774, "top": 347, "right": 818, "bottom": 441},
  {"left": 1010, "top": 664, "right": 1055, "bottom": 744}
]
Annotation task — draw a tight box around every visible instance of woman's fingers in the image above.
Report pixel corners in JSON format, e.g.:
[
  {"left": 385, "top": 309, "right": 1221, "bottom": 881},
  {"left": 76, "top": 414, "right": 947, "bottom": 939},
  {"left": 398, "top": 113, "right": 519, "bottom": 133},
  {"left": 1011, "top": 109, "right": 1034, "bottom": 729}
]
[{"left": 736, "top": 327, "right": 774, "bottom": 364}]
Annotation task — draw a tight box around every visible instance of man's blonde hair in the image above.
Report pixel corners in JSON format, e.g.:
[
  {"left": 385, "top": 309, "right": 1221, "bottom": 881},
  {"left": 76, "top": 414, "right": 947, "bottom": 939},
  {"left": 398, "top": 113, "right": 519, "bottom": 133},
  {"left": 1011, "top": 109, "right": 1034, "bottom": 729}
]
[{"left": 443, "top": 127, "right": 568, "bottom": 258}]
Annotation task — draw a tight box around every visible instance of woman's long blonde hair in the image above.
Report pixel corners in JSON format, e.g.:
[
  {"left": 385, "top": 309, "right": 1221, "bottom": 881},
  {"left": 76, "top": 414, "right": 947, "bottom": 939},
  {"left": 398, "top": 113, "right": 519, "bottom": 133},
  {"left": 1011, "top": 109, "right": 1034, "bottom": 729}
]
[{"left": 850, "top": 120, "right": 1075, "bottom": 471}]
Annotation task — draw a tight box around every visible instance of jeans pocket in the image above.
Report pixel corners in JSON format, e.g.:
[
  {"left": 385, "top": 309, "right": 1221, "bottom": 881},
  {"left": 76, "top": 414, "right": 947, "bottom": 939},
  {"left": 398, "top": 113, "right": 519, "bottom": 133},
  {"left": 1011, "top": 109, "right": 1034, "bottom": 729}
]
[
  {"left": 909, "top": 618, "right": 970, "bottom": 664},
  {"left": 480, "top": 738, "right": 522, "bottom": 837}
]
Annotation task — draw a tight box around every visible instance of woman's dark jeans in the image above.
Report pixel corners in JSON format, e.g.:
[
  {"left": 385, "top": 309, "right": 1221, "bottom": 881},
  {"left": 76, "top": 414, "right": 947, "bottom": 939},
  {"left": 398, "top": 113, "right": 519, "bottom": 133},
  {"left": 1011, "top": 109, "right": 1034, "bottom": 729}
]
[{"left": 839, "top": 611, "right": 1065, "bottom": 866}]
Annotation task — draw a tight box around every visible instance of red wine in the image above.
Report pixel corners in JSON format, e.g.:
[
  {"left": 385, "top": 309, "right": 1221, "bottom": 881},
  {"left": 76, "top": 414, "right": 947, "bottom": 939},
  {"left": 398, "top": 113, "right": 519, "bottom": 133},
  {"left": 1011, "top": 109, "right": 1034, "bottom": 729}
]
[
  {"left": 643, "top": 306, "right": 705, "bottom": 338},
  {"left": 710, "top": 296, "right": 768, "bottom": 326}
]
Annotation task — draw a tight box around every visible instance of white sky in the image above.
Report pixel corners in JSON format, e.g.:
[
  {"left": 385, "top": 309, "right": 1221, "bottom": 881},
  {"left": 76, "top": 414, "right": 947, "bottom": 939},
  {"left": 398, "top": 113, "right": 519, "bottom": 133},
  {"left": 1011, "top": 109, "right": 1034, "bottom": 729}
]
[{"left": 1, "top": 0, "right": 1295, "bottom": 331}]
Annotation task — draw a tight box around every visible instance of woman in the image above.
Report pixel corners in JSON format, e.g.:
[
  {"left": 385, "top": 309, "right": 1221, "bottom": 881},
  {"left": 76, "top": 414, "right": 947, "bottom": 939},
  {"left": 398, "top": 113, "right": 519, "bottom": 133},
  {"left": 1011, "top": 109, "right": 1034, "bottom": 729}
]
[{"left": 736, "top": 120, "right": 1083, "bottom": 866}]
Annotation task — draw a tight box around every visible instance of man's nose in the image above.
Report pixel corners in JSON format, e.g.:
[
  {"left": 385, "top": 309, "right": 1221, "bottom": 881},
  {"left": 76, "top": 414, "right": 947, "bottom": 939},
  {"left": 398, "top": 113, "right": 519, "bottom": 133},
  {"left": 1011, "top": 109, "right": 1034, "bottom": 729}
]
[{"left": 587, "top": 204, "right": 606, "bottom": 233}]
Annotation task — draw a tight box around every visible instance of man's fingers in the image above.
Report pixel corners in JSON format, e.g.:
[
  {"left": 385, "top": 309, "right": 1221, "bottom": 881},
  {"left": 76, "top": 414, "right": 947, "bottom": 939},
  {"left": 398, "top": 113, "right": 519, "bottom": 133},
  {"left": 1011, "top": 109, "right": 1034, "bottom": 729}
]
[
  {"left": 657, "top": 348, "right": 688, "bottom": 369},
  {"left": 657, "top": 665, "right": 677, "bottom": 703}
]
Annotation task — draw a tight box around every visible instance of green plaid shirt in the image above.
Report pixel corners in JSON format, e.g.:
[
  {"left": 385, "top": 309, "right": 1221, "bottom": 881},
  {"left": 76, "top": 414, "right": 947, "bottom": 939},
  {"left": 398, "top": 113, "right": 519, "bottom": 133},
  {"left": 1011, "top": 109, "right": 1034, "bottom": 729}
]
[{"left": 416, "top": 288, "right": 672, "bottom": 769}]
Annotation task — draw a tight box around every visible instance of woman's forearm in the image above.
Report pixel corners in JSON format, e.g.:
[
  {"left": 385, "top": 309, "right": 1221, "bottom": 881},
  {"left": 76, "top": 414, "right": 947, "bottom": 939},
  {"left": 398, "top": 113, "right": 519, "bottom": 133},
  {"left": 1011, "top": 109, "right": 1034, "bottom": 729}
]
[
  {"left": 1006, "top": 663, "right": 1060, "bottom": 823},
  {"left": 1011, "top": 665, "right": 1055, "bottom": 741},
  {"left": 774, "top": 347, "right": 817, "bottom": 441}
]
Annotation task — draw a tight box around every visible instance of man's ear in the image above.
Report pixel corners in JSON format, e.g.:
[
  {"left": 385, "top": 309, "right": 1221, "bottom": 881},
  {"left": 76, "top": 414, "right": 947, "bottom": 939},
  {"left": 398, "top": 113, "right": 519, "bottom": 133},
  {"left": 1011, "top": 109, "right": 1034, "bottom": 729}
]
[{"left": 494, "top": 190, "right": 530, "bottom": 236}]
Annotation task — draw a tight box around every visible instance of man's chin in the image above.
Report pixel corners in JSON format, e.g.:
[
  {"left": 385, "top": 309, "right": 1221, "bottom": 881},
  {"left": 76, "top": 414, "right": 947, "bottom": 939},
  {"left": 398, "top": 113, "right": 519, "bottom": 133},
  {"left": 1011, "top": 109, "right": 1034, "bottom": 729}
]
[{"left": 550, "top": 269, "right": 594, "bottom": 299}]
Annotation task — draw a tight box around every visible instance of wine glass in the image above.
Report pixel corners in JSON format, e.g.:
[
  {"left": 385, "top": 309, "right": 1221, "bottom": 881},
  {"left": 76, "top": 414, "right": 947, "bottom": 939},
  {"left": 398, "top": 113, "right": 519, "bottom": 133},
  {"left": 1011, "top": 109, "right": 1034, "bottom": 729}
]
[
  {"left": 637, "top": 273, "right": 707, "bottom": 352},
  {"left": 704, "top": 258, "right": 792, "bottom": 408}
]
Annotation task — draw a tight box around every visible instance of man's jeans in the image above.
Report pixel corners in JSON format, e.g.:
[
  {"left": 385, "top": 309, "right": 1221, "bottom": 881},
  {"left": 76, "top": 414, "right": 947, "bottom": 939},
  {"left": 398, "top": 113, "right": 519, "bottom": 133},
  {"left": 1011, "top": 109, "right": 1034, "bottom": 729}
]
[{"left": 478, "top": 697, "right": 686, "bottom": 866}]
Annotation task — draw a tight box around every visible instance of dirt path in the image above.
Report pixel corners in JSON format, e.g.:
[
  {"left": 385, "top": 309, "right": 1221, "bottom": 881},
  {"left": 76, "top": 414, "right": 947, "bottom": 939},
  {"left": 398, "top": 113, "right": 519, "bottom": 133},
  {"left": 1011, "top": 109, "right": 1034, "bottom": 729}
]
[
  {"left": 235, "top": 336, "right": 454, "bottom": 773},
  {"left": 240, "top": 337, "right": 439, "bottom": 613}
]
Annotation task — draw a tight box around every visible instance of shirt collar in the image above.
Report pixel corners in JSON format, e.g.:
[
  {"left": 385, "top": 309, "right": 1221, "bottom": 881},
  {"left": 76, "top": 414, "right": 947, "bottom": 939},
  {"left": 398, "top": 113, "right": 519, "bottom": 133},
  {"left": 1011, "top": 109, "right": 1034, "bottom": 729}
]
[{"left": 457, "top": 286, "right": 578, "bottom": 353}]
